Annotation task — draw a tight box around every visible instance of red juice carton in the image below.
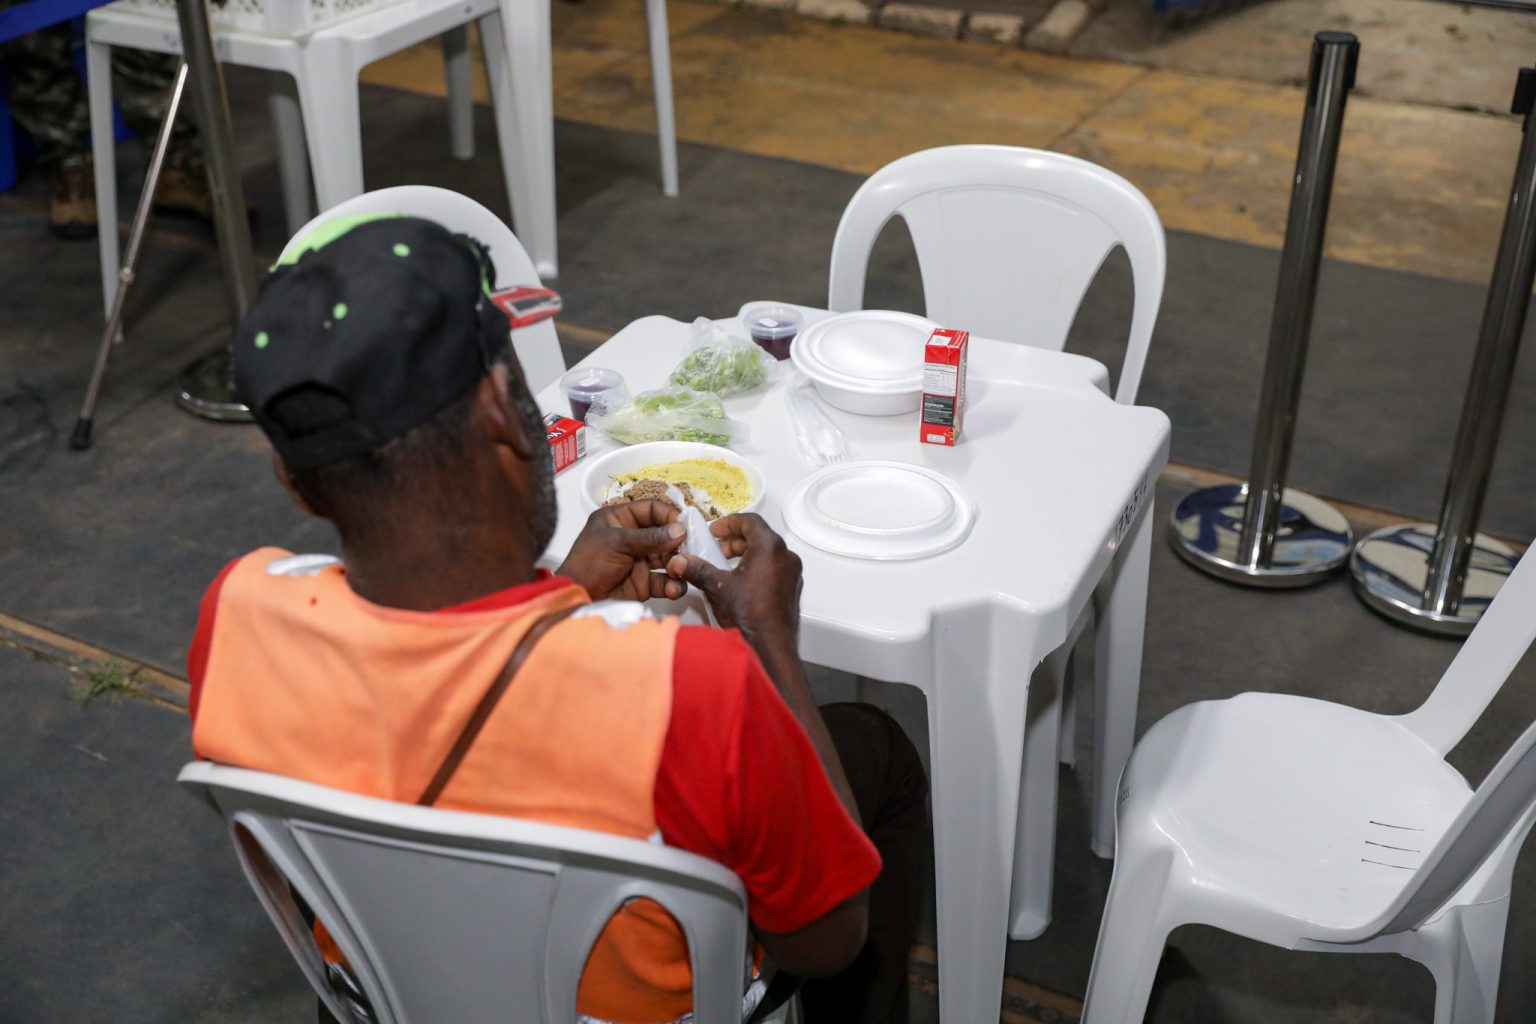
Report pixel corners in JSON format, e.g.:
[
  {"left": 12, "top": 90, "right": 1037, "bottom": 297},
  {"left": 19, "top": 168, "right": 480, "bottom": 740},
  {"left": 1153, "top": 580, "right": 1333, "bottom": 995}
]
[
  {"left": 920, "top": 328, "right": 968, "bottom": 446},
  {"left": 543, "top": 412, "right": 588, "bottom": 473}
]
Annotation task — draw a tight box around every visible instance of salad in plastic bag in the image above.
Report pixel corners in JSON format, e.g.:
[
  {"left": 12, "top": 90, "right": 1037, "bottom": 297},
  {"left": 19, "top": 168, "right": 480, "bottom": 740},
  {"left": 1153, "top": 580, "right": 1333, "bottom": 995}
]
[
  {"left": 587, "top": 385, "right": 746, "bottom": 447},
  {"left": 668, "top": 318, "right": 774, "bottom": 397}
]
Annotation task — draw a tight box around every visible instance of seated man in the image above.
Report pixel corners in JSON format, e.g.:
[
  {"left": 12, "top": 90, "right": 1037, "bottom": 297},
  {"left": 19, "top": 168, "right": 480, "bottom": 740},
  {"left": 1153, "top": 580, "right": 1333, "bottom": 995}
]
[{"left": 185, "top": 215, "right": 929, "bottom": 1024}]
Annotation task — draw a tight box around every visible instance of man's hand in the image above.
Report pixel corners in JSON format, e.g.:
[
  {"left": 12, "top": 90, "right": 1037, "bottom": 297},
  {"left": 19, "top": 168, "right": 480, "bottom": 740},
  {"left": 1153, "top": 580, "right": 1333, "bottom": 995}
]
[
  {"left": 558, "top": 501, "right": 689, "bottom": 602},
  {"left": 668, "top": 514, "right": 863, "bottom": 829},
  {"left": 665, "top": 513, "right": 802, "bottom": 645}
]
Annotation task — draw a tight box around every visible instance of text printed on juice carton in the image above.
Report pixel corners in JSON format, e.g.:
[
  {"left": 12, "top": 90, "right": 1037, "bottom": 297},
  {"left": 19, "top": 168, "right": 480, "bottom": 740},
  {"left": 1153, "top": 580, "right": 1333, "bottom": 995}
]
[{"left": 920, "top": 328, "right": 968, "bottom": 446}]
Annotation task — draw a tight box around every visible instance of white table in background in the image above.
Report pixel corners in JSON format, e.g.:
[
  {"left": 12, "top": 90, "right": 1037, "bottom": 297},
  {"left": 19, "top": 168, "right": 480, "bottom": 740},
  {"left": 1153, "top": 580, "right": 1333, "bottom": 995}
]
[{"left": 537, "top": 306, "right": 1171, "bottom": 1024}]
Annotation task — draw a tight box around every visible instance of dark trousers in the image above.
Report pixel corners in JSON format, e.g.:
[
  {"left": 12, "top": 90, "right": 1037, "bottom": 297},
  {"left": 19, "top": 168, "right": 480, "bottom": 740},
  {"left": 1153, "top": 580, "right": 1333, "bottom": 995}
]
[
  {"left": 320, "top": 702, "right": 931, "bottom": 1024},
  {"left": 784, "top": 702, "right": 931, "bottom": 1024}
]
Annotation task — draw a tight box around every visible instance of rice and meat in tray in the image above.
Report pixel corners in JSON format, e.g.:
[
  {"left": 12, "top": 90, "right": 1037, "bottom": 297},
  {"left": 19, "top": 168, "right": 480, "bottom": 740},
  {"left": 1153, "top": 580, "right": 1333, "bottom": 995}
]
[{"left": 602, "top": 458, "right": 752, "bottom": 522}]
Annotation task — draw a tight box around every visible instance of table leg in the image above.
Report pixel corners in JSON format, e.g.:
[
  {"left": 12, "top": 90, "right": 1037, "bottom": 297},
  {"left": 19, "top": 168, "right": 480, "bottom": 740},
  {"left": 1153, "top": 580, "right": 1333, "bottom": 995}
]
[
  {"left": 930, "top": 603, "right": 1039, "bottom": 1023},
  {"left": 1090, "top": 497, "right": 1153, "bottom": 859},
  {"left": 1008, "top": 647, "right": 1063, "bottom": 941},
  {"left": 485, "top": 0, "right": 558, "bottom": 279}
]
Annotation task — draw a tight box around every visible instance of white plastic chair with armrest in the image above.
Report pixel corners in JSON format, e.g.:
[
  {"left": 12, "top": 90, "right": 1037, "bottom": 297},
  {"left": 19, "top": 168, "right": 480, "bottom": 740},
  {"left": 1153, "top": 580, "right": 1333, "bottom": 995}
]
[
  {"left": 828, "top": 144, "right": 1167, "bottom": 936},
  {"left": 180, "top": 760, "right": 782, "bottom": 1024},
  {"left": 279, "top": 185, "right": 566, "bottom": 395},
  {"left": 1081, "top": 540, "right": 1536, "bottom": 1024}
]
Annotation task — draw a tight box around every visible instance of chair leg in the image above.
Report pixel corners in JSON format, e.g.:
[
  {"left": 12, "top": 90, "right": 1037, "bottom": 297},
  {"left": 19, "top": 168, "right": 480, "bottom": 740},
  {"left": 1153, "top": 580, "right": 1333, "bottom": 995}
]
[
  {"left": 480, "top": 5, "right": 558, "bottom": 279},
  {"left": 1079, "top": 850, "right": 1176, "bottom": 1024},
  {"left": 294, "top": 46, "right": 364, "bottom": 215},
  {"left": 443, "top": 25, "right": 474, "bottom": 161},
  {"left": 853, "top": 676, "right": 877, "bottom": 703},
  {"left": 267, "top": 82, "right": 312, "bottom": 237},
  {"left": 1058, "top": 647, "right": 1077, "bottom": 768},
  {"left": 87, "top": 38, "right": 119, "bottom": 321},
  {"left": 1419, "top": 899, "right": 1510, "bottom": 1024},
  {"left": 643, "top": 0, "right": 678, "bottom": 197}
]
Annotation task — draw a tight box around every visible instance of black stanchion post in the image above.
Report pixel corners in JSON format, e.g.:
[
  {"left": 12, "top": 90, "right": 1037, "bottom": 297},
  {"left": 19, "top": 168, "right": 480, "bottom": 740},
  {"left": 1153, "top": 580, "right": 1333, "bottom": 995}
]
[
  {"left": 1169, "top": 31, "right": 1360, "bottom": 586},
  {"left": 1349, "top": 66, "right": 1536, "bottom": 636},
  {"left": 172, "top": 0, "right": 256, "bottom": 422}
]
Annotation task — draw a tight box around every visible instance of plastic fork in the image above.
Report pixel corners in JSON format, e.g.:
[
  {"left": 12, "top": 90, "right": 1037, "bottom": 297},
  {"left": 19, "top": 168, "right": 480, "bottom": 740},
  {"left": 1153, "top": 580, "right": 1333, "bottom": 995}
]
[{"left": 785, "top": 376, "right": 852, "bottom": 466}]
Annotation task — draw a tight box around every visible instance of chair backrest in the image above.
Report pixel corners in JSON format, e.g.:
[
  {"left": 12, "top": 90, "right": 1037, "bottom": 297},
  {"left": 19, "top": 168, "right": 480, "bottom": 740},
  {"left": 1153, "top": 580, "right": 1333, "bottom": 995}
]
[
  {"left": 1400, "top": 542, "right": 1536, "bottom": 755},
  {"left": 179, "top": 761, "right": 750, "bottom": 1024},
  {"left": 280, "top": 186, "right": 566, "bottom": 395},
  {"left": 1372, "top": 544, "right": 1536, "bottom": 935},
  {"left": 827, "top": 145, "right": 1166, "bottom": 404}
]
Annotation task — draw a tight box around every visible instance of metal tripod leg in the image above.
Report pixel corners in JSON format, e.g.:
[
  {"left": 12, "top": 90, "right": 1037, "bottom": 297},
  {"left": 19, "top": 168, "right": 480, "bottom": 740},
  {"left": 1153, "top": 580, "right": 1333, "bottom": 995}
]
[{"left": 70, "top": 60, "right": 189, "bottom": 452}]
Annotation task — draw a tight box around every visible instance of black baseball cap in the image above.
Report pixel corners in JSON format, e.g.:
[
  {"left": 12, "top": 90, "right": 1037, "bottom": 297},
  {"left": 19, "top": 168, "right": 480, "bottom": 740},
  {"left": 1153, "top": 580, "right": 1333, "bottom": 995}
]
[{"left": 233, "top": 214, "right": 515, "bottom": 471}]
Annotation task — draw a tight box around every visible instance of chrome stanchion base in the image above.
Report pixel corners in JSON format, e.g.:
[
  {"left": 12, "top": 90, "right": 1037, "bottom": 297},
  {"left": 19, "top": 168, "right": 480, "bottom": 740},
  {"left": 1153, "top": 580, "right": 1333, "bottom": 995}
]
[
  {"left": 1169, "top": 483, "right": 1353, "bottom": 587},
  {"left": 175, "top": 349, "right": 251, "bottom": 422},
  {"left": 1350, "top": 524, "right": 1517, "bottom": 636}
]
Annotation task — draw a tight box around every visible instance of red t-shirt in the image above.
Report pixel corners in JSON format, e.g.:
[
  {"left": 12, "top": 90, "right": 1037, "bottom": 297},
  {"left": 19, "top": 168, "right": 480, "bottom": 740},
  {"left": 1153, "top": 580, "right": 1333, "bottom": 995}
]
[{"left": 186, "top": 559, "right": 881, "bottom": 935}]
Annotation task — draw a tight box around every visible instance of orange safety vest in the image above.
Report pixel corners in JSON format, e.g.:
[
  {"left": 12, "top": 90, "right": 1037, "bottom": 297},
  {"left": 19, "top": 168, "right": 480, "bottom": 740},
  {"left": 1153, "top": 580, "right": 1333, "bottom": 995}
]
[{"left": 193, "top": 548, "right": 697, "bottom": 1023}]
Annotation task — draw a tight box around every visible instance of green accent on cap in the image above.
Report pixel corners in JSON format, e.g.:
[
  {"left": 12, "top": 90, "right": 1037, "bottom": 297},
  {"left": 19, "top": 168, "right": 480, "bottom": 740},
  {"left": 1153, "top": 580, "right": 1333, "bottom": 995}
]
[
  {"left": 332, "top": 302, "right": 348, "bottom": 320},
  {"left": 277, "top": 210, "right": 403, "bottom": 267},
  {"left": 253, "top": 331, "right": 270, "bottom": 349},
  {"left": 273, "top": 210, "right": 495, "bottom": 300}
]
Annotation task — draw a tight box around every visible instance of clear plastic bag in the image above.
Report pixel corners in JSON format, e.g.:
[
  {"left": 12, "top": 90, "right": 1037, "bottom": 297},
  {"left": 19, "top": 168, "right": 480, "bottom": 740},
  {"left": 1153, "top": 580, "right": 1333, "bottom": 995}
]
[
  {"left": 678, "top": 504, "right": 733, "bottom": 571},
  {"left": 587, "top": 385, "right": 748, "bottom": 447},
  {"left": 668, "top": 318, "right": 775, "bottom": 397},
  {"left": 678, "top": 503, "right": 733, "bottom": 626}
]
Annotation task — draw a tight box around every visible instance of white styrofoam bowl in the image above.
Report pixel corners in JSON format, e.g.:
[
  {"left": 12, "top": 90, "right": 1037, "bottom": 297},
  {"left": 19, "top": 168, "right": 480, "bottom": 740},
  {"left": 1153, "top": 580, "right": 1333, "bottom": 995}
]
[
  {"left": 791, "top": 311, "right": 935, "bottom": 416},
  {"left": 580, "top": 441, "right": 766, "bottom": 514},
  {"left": 802, "top": 380, "right": 922, "bottom": 417}
]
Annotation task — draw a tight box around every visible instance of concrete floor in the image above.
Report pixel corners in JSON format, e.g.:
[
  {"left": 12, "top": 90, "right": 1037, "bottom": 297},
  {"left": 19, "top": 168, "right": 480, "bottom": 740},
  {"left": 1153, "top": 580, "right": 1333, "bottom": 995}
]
[
  {"left": 362, "top": 0, "right": 1532, "bottom": 285},
  {"left": 5, "top": 2, "right": 1536, "bottom": 1021},
  {"left": 1076, "top": 0, "right": 1536, "bottom": 116}
]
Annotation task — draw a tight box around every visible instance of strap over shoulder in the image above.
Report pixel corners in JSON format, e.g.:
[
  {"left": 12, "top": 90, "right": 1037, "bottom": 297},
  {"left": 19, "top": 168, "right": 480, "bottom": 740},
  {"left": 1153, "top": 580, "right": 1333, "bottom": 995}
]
[{"left": 417, "top": 604, "right": 582, "bottom": 806}]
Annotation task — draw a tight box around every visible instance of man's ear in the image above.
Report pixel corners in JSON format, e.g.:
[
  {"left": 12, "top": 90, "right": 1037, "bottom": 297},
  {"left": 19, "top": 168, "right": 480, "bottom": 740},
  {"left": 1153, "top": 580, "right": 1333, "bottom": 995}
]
[
  {"left": 473, "top": 363, "right": 538, "bottom": 461},
  {"left": 272, "top": 452, "right": 323, "bottom": 518}
]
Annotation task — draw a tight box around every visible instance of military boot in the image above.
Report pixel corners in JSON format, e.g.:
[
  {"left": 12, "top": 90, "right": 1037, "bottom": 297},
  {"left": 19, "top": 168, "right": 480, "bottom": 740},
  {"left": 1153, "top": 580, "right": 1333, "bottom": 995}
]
[
  {"left": 153, "top": 159, "right": 215, "bottom": 221},
  {"left": 50, "top": 154, "right": 98, "bottom": 240}
]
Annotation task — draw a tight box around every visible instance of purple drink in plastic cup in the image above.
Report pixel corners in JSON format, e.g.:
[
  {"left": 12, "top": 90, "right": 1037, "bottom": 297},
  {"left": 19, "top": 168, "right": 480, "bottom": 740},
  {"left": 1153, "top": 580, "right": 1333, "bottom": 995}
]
[
  {"left": 742, "top": 305, "right": 803, "bottom": 361},
  {"left": 560, "top": 367, "right": 626, "bottom": 422}
]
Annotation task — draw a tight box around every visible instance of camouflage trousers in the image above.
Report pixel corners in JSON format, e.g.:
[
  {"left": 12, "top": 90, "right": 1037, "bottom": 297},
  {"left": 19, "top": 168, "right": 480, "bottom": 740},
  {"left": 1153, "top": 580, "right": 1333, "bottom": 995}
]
[{"left": 1, "top": 12, "right": 200, "bottom": 170}]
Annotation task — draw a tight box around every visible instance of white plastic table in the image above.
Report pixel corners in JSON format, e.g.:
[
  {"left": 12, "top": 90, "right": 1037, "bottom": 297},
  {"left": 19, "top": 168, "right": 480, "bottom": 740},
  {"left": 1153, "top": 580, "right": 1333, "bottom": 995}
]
[{"left": 537, "top": 305, "right": 1171, "bottom": 1024}]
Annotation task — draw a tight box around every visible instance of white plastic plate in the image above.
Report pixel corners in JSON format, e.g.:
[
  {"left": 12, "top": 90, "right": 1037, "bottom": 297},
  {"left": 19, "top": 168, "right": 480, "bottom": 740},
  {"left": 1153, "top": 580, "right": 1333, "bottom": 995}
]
[{"left": 783, "top": 461, "right": 976, "bottom": 560}]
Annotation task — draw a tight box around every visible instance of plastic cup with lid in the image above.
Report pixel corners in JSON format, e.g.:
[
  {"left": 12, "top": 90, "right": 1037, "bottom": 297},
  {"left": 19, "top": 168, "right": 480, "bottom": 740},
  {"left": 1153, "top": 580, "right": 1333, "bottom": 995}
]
[
  {"left": 741, "top": 305, "right": 804, "bottom": 362},
  {"left": 560, "top": 367, "right": 627, "bottom": 422}
]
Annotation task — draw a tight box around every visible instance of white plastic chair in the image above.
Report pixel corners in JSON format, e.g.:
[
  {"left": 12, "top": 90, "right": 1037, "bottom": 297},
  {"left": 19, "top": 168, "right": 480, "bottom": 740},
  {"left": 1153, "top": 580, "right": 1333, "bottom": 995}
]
[
  {"left": 1081, "top": 541, "right": 1536, "bottom": 1024},
  {"left": 85, "top": 0, "right": 563, "bottom": 316},
  {"left": 828, "top": 144, "right": 1167, "bottom": 938},
  {"left": 179, "top": 760, "right": 789, "bottom": 1024},
  {"left": 279, "top": 185, "right": 566, "bottom": 394},
  {"left": 828, "top": 144, "right": 1164, "bottom": 405}
]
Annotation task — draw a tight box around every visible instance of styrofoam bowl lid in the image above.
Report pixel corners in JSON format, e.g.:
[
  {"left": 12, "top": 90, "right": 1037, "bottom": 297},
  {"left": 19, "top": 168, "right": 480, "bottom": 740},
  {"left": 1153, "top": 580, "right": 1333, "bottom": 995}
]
[
  {"left": 784, "top": 461, "right": 976, "bottom": 560},
  {"left": 792, "top": 311, "right": 936, "bottom": 393}
]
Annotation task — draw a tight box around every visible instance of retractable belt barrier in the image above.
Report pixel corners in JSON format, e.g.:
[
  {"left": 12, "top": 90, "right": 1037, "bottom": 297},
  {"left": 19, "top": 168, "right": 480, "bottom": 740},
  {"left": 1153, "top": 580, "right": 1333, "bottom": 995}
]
[
  {"left": 1349, "top": 66, "right": 1536, "bottom": 636},
  {"left": 1170, "top": 32, "right": 1360, "bottom": 586}
]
